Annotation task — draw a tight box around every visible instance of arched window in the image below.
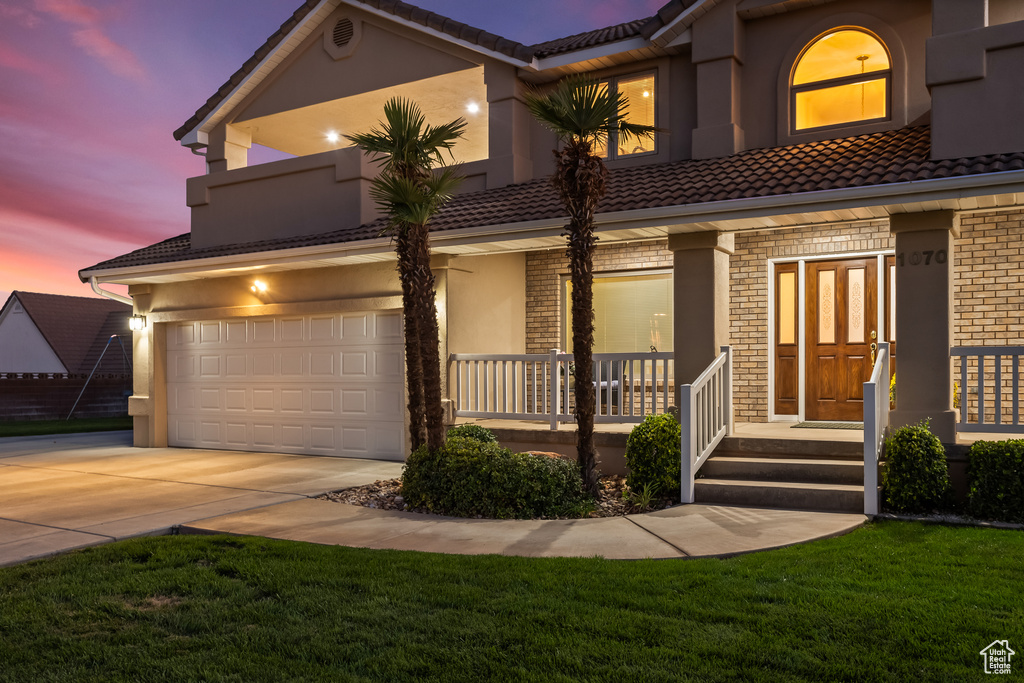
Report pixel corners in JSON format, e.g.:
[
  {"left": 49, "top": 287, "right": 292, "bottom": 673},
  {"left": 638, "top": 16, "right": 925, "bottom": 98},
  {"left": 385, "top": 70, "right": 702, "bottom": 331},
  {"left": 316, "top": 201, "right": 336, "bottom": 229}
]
[{"left": 792, "top": 29, "right": 891, "bottom": 132}]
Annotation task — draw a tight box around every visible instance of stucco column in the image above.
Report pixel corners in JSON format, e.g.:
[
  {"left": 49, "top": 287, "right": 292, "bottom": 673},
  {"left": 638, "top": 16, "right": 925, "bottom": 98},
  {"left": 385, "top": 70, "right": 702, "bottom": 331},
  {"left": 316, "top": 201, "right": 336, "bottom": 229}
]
[
  {"left": 890, "top": 210, "right": 959, "bottom": 442},
  {"left": 669, "top": 231, "right": 734, "bottom": 398},
  {"left": 431, "top": 253, "right": 453, "bottom": 424},
  {"left": 126, "top": 284, "right": 166, "bottom": 448}
]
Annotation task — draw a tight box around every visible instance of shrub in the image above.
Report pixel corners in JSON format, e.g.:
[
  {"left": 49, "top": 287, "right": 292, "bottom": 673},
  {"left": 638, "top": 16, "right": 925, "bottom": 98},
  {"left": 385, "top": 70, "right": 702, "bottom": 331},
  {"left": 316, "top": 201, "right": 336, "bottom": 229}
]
[
  {"left": 446, "top": 424, "right": 497, "bottom": 444},
  {"left": 967, "top": 439, "right": 1024, "bottom": 523},
  {"left": 625, "top": 413, "right": 681, "bottom": 501},
  {"left": 401, "top": 436, "right": 591, "bottom": 519},
  {"left": 881, "top": 421, "right": 952, "bottom": 513}
]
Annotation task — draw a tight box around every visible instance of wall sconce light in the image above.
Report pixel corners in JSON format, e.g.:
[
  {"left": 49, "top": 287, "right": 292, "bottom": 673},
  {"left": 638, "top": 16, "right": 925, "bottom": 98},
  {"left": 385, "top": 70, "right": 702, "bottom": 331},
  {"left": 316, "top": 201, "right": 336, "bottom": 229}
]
[
  {"left": 129, "top": 315, "right": 147, "bottom": 331},
  {"left": 251, "top": 280, "right": 268, "bottom": 294}
]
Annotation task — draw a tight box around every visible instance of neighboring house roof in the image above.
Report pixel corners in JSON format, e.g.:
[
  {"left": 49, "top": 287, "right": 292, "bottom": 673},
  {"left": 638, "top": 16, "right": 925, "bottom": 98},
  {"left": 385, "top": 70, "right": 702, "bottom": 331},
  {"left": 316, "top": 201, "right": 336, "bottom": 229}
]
[
  {"left": 83, "top": 125, "right": 1024, "bottom": 276},
  {"left": 7, "top": 292, "right": 132, "bottom": 374}
]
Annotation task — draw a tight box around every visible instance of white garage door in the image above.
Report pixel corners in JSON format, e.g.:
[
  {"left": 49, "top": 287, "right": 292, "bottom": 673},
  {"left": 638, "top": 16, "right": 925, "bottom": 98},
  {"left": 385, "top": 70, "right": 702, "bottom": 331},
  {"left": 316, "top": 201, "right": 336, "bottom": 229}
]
[{"left": 166, "top": 311, "right": 404, "bottom": 460}]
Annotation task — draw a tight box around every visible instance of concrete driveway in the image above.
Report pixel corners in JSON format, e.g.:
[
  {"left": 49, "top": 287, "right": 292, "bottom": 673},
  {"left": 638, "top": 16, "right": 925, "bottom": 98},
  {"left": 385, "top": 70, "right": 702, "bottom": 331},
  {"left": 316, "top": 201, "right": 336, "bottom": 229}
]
[{"left": 0, "top": 431, "right": 403, "bottom": 567}]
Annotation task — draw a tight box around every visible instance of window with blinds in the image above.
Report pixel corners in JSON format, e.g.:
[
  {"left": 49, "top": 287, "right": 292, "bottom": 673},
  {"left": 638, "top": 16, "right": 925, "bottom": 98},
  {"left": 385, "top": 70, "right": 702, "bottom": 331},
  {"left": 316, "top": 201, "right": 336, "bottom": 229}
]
[{"left": 564, "top": 272, "right": 672, "bottom": 354}]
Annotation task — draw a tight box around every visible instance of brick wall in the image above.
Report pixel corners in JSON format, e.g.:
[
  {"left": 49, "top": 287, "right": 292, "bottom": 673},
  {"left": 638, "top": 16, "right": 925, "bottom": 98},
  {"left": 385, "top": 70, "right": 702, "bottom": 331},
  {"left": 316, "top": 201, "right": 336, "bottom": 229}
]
[
  {"left": 954, "top": 209, "right": 1024, "bottom": 423},
  {"left": 0, "top": 374, "right": 132, "bottom": 421},
  {"left": 730, "top": 220, "right": 893, "bottom": 422},
  {"left": 525, "top": 239, "right": 673, "bottom": 354}
]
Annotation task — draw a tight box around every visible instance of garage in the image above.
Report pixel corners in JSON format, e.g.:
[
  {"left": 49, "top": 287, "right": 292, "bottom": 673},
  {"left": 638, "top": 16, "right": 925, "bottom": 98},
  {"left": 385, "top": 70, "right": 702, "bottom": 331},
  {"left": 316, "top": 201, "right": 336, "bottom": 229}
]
[{"left": 166, "top": 310, "right": 405, "bottom": 460}]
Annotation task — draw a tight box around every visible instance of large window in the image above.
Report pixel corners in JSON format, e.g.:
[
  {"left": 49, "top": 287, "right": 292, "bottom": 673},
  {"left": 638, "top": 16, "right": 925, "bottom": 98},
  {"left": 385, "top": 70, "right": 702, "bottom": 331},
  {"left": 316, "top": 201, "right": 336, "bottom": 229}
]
[
  {"left": 563, "top": 272, "right": 672, "bottom": 354},
  {"left": 792, "top": 29, "right": 890, "bottom": 132},
  {"left": 593, "top": 73, "right": 656, "bottom": 159}
]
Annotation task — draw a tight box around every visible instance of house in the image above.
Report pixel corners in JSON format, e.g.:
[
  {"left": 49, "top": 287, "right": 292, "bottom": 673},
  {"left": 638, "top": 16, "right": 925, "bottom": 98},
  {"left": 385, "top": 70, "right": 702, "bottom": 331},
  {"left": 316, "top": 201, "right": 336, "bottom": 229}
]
[
  {"left": 0, "top": 291, "right": 132, "bottom": 375},
  {"left": 79, "top": 0, "right": 1024, "bottom": 463},
  {"left": 0, "top": 291, "right": 133, "bottom": 421}
]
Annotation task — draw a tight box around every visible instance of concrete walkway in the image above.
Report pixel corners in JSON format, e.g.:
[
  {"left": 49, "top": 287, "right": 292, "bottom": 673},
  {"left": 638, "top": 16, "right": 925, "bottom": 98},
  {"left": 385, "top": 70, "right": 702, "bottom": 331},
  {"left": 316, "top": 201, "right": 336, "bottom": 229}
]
[
  {"left": 1, "top": 432, "right": 865, "bottom": 566},
  {"left": 184, "top": 498, "right": 865, "bottom": 560},
  {"left": 0, "top": 431, "right": 402, "bottom": 567}
]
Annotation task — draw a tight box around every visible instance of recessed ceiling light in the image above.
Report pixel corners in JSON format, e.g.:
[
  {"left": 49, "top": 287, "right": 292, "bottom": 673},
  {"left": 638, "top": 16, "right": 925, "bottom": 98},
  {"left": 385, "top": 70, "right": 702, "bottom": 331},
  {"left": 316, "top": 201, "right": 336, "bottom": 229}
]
[
  {"left": 326, "top": 131, "right": 340, "bottom": 143},
  {"left": 466, "top": 102, "right": 480, "bottom": 114},
  {"left": 251, "top": 280, "right": 268, "bottom": 293}
]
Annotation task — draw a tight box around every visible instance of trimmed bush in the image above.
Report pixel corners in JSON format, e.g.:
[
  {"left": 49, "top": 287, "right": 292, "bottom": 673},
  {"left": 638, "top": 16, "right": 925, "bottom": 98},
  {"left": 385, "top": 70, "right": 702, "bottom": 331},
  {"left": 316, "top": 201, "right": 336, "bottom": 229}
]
[
  {"left": 967, "top": 439, "right": 1024, "bottom": 523},
  {"left": 446, "top": 424, "right": 498, "bottom": 444},
  {"left": 625, "top": 413, "right": 681, "bottom": 501},
  {"left": 401, "top": 436, "right": 591, "bottom": 519},
  {"left": 881, "top": 421, "right": 952, "bottom": 513}
]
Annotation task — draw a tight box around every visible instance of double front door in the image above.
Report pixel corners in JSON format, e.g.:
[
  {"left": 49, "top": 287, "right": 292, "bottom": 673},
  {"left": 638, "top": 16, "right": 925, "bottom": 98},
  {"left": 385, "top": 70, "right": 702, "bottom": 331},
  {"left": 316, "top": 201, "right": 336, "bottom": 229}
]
[{"left": 775, "top": 257, "right": 894, "bottom": 422}]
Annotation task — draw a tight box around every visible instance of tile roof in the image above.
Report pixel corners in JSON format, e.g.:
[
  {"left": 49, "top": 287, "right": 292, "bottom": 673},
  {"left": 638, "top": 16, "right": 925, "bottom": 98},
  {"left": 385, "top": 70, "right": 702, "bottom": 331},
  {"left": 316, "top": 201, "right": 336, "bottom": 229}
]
[
  {"left": 530, "top": 19, "right": 651, "bottom": 58},
  {"left": 7, "top": 292, "right": 132, "bottom": 374},
  {"left": 84, "top": 126, "right": 1024, "bottom": 278}
]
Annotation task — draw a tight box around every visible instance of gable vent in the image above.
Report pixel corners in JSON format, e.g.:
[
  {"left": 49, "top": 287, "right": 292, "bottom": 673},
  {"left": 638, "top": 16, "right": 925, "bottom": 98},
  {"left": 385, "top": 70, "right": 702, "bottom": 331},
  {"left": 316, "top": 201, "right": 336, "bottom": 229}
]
[{"left": 333, "top": 18, "right": 355, "bottom": 48}]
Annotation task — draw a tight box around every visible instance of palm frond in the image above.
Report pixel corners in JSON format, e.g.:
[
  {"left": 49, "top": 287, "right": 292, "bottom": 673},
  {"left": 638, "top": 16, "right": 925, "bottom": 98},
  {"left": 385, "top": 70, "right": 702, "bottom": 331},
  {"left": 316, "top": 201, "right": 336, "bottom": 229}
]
[{"left": 525, "top": 74, "right": 659, "bottom": 147}]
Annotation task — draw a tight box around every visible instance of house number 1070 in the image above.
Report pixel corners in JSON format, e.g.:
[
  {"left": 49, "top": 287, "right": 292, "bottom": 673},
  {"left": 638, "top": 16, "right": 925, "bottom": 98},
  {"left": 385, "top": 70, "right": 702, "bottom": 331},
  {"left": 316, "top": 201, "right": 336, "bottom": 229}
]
[{"left": 896, "top": 250, "right": 947, "bottom": 267}]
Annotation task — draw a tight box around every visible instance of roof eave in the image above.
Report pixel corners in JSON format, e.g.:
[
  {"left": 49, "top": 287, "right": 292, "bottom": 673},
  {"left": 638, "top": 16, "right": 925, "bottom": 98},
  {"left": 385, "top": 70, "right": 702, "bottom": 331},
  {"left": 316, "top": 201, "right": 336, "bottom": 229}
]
[{"left": 81, "top": 169, "right": 1024, "bottom": 284}]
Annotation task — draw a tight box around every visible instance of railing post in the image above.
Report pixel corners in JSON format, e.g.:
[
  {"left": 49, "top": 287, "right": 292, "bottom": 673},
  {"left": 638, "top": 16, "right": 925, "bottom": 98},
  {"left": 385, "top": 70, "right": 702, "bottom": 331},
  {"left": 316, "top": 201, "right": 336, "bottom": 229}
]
[
  {"left": 680, "top": 382, "right": 696, "bottom": 504},
  {"left": 549, "top": 349, "right": 559, "bottom": 431},
  {"left": 721, "top": 345, "right": 733, "bottom": 436},
  {"left": 864, "top": 384, "right": 878, "bottom": 516}
]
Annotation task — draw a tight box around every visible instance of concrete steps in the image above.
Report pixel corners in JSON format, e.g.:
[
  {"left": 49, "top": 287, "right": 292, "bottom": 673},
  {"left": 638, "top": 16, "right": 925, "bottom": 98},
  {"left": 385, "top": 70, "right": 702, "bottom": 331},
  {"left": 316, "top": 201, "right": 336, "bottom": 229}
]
[{"left": 696, "top": 437, "right": 865, "bottom": 513}]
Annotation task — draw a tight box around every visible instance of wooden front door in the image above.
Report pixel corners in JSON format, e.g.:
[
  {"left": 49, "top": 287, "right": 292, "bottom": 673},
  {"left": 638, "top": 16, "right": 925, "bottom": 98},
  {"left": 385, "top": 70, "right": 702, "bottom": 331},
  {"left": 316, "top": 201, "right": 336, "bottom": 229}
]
[{"left": 805, "top": 258, "right": 878, "bottom": 421}]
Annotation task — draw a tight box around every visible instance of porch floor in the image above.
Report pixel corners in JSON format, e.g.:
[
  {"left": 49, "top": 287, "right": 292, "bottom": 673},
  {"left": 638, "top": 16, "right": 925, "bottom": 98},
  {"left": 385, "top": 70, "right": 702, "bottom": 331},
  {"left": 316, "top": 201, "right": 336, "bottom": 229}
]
[{"left": 453, "top": 417, "right": 1012, "bottom": 446}]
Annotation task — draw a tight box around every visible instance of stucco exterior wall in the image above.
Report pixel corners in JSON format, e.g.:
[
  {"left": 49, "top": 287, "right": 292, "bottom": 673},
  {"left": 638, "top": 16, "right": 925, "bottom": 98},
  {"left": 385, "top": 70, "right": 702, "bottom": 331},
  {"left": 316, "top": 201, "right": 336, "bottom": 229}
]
[{"left": 447, "top": 253, "right": 526, "bottom": 355}]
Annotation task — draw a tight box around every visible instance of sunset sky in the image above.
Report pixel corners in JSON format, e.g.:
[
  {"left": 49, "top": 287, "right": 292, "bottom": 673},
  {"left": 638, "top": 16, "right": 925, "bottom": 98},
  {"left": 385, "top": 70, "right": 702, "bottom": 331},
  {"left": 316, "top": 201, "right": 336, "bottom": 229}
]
[{"left": 0, "top": 0, "right": 665, "bottom": 303}]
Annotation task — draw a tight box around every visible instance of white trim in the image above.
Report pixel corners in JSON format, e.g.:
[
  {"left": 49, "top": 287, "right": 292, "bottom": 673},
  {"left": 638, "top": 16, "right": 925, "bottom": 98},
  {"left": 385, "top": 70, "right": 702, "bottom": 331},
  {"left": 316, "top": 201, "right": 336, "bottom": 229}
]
[
  {"left": 772, "top": 249, "right": 895, "bottom": 264},
  {"left": 650, "top": 0, "right": 715, "bottom": 45},
  {"left": 767, "top": 259, "right": 777, "bottom": 422},
  {"left": 797, "top": 259, "right": 807, "bottom": 423},
  {"left": 535, "top": 36, "right": 656, "bottom": 71},
  {"left": 775, "top": 250, "right": 891, "bottom": 422},
  {"left": 876, "top": 254, "right": 886, "bottom": 344}
]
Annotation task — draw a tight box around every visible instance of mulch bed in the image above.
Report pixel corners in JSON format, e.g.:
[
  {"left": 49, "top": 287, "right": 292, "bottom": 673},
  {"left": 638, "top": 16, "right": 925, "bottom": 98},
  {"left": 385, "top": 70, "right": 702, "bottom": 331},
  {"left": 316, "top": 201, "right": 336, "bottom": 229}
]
[{"left": 316, "top": 475, "right": 676, "bottom": 518}]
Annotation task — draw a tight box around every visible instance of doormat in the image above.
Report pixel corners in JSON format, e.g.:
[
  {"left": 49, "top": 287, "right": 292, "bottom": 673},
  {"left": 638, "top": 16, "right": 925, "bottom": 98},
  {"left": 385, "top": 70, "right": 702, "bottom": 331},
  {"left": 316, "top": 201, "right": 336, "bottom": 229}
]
[{"left": 792, "top": 421, "right": 864, "bottom": 430}]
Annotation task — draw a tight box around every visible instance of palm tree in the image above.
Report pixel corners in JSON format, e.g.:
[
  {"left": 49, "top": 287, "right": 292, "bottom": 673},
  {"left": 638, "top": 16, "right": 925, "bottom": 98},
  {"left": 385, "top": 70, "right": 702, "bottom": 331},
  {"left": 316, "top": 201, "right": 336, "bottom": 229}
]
[
  {"left": 347, "top": 98, "right": 465, "bottom": 452},
  {"left": 525, "top": 75, "right": 657, "bottom": 496}
]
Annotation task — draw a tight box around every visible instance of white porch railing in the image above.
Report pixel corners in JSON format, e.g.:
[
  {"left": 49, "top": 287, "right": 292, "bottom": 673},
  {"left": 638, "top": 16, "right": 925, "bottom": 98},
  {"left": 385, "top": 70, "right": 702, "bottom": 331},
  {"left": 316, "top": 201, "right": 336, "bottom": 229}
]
[
  {"left": 863, "top": 341, "right": 890, "bottom": 516},
  {"left": 951, "top": 346, "right": 1024, "bottom": 433},
  {"left": 449, "top": 350, "right": 675, "bottom": 429},
  {"left": 680, "top": 346, "right": 733, "bottom": 504}
]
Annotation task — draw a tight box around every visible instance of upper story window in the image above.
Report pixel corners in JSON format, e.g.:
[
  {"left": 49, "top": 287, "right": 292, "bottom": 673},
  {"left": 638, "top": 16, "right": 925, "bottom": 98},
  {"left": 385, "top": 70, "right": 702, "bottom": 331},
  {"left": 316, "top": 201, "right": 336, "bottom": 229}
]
[
  {"left": 594, "top": 73, "right": 656, "bottom": 159},
  {"left": 792, "top": 29, "right": 891, "bottom": 132}
]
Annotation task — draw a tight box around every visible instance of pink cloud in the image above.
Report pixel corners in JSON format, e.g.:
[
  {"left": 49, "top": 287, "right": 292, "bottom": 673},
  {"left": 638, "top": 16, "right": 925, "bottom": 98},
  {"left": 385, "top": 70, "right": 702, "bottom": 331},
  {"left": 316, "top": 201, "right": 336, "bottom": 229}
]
[
  {"left": 34, "top": 0, "right": 101, "bottom": 26},
  {"left": 0, "top": 42, "right": 63, "bottom": 83},
  {"left": 72, "top": 26, "right": 147, "bottom": 81},
  {"left": 33, "top": 0, "right": 147, "bottom": 83}
]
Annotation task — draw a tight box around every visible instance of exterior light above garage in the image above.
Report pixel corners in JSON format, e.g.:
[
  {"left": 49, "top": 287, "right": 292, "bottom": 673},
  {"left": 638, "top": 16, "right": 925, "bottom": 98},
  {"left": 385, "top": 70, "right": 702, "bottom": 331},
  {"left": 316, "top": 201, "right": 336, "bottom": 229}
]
[
  {"left": 128, "top": 315, "right": 146, "bottom": 331},
  {"left": 251, "top": 280, "right": 268, "bottom": 294}
]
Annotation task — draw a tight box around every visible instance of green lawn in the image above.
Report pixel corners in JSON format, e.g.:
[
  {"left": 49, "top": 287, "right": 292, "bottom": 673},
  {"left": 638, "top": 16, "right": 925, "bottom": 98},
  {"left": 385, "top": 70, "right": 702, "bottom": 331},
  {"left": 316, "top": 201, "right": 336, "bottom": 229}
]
[
  {"left": 0, "top": 522, "right": 1020, "bottom": 682},
  {"left": 0, "top": 417, "right": 132, "bottom": 438}
]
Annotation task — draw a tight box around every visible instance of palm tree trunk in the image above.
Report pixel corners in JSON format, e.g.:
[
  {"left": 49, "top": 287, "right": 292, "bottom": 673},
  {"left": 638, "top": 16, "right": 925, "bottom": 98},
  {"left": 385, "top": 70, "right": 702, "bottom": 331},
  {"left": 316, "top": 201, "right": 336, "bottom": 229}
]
[
  {"left": 554, "top": 140, "right": 607, "bottom": 496},
  {"left": 395, "top": 229, "right": 427, "bottom": 451},
  {"left": 409, "top": 223, "right": 447, "bottom": 452}
]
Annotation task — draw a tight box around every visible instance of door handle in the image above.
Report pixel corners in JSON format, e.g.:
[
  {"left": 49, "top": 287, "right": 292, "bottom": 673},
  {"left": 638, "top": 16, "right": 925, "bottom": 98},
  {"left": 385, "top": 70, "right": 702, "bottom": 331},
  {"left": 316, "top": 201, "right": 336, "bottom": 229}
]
[{"left": 870, "top": 342, "right": 877, "bottom": 364}]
